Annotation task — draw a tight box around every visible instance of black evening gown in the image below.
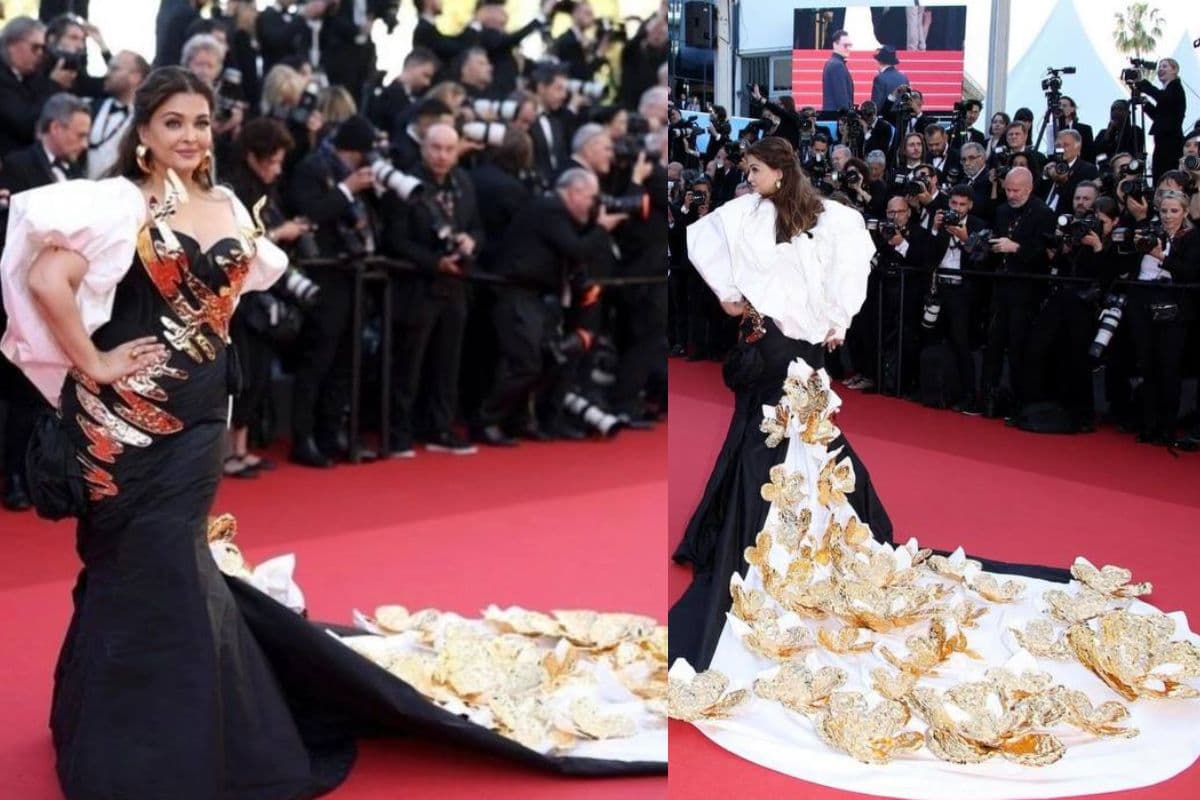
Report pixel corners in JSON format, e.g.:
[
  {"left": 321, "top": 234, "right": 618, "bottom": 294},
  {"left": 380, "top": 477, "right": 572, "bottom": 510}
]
[
  {"left": 47, "top": 229, "right": 663, "bottom": 800},
  {"left": 668, "top": 320, "right": 1071, "bottom": 671}
]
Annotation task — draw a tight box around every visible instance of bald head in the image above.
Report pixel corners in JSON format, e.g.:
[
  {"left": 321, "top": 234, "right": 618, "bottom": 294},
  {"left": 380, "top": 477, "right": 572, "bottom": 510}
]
[
  {"left": 423, "top": 122, "right": 460, "bottom": 180},
  {"left": 1004, "top": 166, "right": 1033, "bottom": 207}
]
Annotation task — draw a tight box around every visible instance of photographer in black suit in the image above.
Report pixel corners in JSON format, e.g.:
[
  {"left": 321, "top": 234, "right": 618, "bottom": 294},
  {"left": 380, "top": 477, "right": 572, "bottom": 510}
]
[
  {"left": 928, "top": 185, "right": 988, "bottom": 412},
  {"left": 0, "top": 17, "right": 66, "bottom": 156},
  {"left": 1055, "top": 96, "right": 1094, "bottom": 162},
  {"left": 285, "top": 114, "right": 379, "bottom": 467},
  {"left": 366, "top": 47, "right": 437, "bottom": 136},
  {"left": 1040, "top": 128, "right": 1098, "bottom": 216},
  {"left": 0, "top": 92, "right": 90, "bottom": 510},
  {"left": 474, "top": 167, "right": 627, "bottom": 445},
  {"left": 551, "top": 0, "right": 609, "bottom": 81},
  {"left": 381, "top": 122, "right": 483, "bottom": 457},
  {"left": 413, "top": 0, "right": 475, "bottom": 74},
  {"left": 1135, "top": 58, "right": 1187, "bottom": 182},
  {"left": 529, "top": 62, "right": 573, "bottom": 185},
  {"left": 981, "top": 166, "right": 1056, "bottom": 417},
  {"left": 474, "top": 0, "right": 545, "bottom": 96}
]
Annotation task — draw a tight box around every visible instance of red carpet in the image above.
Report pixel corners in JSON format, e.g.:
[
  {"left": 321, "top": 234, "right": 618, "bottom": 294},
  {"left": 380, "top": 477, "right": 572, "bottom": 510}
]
[
  {"left": 790, "top": 51, "right": 967, "bottom": 110},
  {"left": 0, "top": 428, "right": 666, "bottom": 800},
  {"left": 668, "top": 359, "right": 1200, "bottom": 800}
]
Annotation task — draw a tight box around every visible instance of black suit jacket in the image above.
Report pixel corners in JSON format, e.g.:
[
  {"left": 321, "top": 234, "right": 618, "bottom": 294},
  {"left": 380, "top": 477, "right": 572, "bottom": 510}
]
[
  {"left": 257, "top": 5, "right": 307, "bottom": 75},
  {"left": 0, "top": 68, "right": 60, "bottom": 157},
  {"left": 1042, "top": 158, "right": 1099, "bottom": 216},
  {"left": 965, "top": 169, "right": 994, "bottom": 222},
  {"left": 493, "top": 193, "right": 606, "bottom": 293},
  {"left": 552, "top": 29, "right": 603, "bottom": 81},
  {"left": 0, "top": 143, "right": 67, "bottom": 250},
  {"left": 863, "top": 117, "right": 894, "bottom": 157},
  {"left": 929, "top": 214, "right": 988, "bottom": 269},
  {"left": 992, "top": 197, "right": 1056, "bottom": 278},
  {"left": 285, "top": 149, "right": 356, "bottom": 257},
  {"left": 1138, "top": 78, "right": 1186, "bottom": 137},
  {"left": 1058, "top": 121, "right": 1095, "bottom": 162},
  {"left": 154, "top": 0, "right": 200, "bottom": 67},
  {"left": 380, "top": 164, "right": 484, "bottom": 278},
  {"left": 878, "top": 222, "right": 934, "bottom": 271},
  {"left": 1094, "top": 122, "right": 1145, "bottom": 161},
  {"left": 530, "top": 111, "right": 569, "bottom": 185},
  {"left": 413, "top": 17, "right": 477, "bottom": 79},
  {"left": 479, "top": 19, "right": 541, "bottom": 96},
  {"left": 467, "top": 162, "right": 532, "bottom": 270}
]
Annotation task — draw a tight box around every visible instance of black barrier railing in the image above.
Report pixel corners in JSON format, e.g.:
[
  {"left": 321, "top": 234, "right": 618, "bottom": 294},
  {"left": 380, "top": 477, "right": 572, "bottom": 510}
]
[
  {"left": 870, "top": 261, "right": 1200, "bottom": 401},
  {"left": 291, "top": 256, "right": 667, "bottom": 462}
]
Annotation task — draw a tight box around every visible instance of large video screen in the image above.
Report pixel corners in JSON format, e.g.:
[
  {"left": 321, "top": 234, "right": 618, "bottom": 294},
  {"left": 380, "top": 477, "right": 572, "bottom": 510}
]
[{"left": 790, "top": 2, "right": 968, "bottom": 112}]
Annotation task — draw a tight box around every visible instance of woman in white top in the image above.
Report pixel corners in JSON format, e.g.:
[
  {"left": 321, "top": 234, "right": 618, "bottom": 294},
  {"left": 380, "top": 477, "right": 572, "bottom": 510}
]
[{"left": 667, "top": 136, "right": 895, "bottom": 669}]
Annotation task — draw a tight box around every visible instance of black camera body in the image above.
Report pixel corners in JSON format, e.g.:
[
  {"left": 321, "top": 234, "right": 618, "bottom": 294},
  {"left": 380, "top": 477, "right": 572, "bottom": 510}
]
[
  {"left": 1118, "top": 176, "right": 1151, "bottom": 204},
  {"left": 1050, "top": 146, "right": 1070, "bottom": 177},
  {"left": 964, "top": 228, "right": 993, "bottom": 262},
  {"left": 878, "top": 220, "right": 899, "bottom": 239},
  {"left": 1131, "top": 219, "right": 1168, "bottom": 254},
  {"left": 1183, "top": 154, "right": 1200, "bottom": 172},
  {"left": 1057, "top": 213, "right": 1102, "bottom": 245},
  {"left": 941, "top": 209, "right": 964, "bottom": 228},
  {"left": 215, "top": 68, "right": 244, "bottom": 122},
  {"left": 51, "top": 48, "right": 86, "bottom": 73}
]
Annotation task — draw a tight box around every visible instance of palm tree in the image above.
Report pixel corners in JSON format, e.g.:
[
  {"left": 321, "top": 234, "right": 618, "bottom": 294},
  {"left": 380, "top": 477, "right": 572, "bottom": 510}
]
[{"left": 1113, "top": 2, "right": 1165, "bottom": 62}]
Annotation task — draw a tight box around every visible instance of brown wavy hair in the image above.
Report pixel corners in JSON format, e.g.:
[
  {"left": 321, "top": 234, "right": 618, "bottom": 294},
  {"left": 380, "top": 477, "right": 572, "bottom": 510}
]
[
  {"left": 744, "top": 136, "right": 824, "bottom": 243},
  {"left": 105, "top": 67, "right": 216, "bottom": 191}
]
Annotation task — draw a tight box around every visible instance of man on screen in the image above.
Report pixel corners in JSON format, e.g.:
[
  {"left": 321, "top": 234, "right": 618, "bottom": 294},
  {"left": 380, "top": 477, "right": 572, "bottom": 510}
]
[
  {"left": 822, "top": 29, "right": 854, "bottom": 113},
  {"left": 870, "top": 45, "right": 908, "bottom": 111}
]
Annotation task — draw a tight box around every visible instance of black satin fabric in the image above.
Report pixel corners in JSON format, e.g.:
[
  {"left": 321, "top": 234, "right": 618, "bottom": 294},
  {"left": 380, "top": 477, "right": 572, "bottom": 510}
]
[
  {"left": 48, "top": 236, "right": 662, "bottom": 800},
  {"left": 668, "top": 321, "right": 1070, "bottom": 671}
]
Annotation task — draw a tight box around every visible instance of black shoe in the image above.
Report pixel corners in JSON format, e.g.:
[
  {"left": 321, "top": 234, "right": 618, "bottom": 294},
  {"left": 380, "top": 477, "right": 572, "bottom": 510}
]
[
  {"left": 1169, "top": 437, "right": 1199, "bottom": 452},
  {"left": 518, "top": 423, "right": 553, "bottom": 442},
  {"left": 290, "top": 438, "right": 334, "bottom": 468},
  {"left": 669, "top": 345, "right": 686, "bottom": 358},
  {"left": 475, "top": 425, "right": 518, "bottom": 447},
  {"left": 548, "top": 421, "right": 587, "bottom": 441},
  {"left": 426, "top": 430, "right": 478, "bottom": 455},
  {"left": 386, "top": 435, "right": 417, "bottom": 458},
  {"left": 3, "top": 473, "right": 32, "bottom": 512}
]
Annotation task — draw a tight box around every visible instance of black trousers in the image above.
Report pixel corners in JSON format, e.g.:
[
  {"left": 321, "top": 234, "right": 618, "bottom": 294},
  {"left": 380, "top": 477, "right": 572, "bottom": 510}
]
[
  {"left": 610, "top": 282, "right": 668, "bottom": 414},
  {"left": 478, "top": 289, "right": 563, "bottom": 428},
  {"left": 685, "top": 263, "right": 726, "bottom": 355},
  {"left": 937, "top": 279, "right": 976, "bottom": 403},
  {"left": 668, "top": 262, "right": 689, "bottom": 347},
  {"left": 881, "top": 269, "right": 925, "bottom": 394},
  {"left": 983, "top": 283, "right": 1038, "bottom": 405},
  {"left": 391, "top": 277, "right": 468, "bottom": 438},
  {"left": 1129, "top": 304, "right": 1188, "bottom": 439},
  {"left": 847, "top": 269, "right": 883, "bottom": 381},
  {"left": 290, "top": 270, "right": 354, "bottom": 444},
  {"left": 1024, "top": 289, "right": 1097, "bottom": 418},
  {"left": 0, "top": 353, "right": 48, "bottom": 479},
  {"left": 230, "top": 312, "right": 275, "bottom": 431},
  {"left": 1151, "top": 133, "right": 1184, "bottom": 184}
]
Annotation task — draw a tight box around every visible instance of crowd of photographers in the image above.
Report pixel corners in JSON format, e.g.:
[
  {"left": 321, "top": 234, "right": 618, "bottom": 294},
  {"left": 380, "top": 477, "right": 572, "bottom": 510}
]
[
  {"left": 669, "top": 42, "right": 1200, "bottom": 451},
  {"left": 0, "top": 0, "right": 670, "bottom": 511}
]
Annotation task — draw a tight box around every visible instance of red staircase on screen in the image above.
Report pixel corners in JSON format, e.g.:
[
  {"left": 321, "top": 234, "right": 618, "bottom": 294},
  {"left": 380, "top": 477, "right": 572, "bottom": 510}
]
[{"left": 790, "top": 50, "right": 965, "bottom": 111}]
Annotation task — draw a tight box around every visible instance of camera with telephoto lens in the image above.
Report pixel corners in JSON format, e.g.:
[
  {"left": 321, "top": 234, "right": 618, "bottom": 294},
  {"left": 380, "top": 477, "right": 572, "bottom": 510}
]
[
  {"left": 215, "top": 68, "right": 243, "bottom": 122},
  {"left": 461, "top": 120, "right": 507, "bottom": 147},
  {"left": 922, "top": 290, "right": 942, "bottom": 329},
  {"left": 1089, "top": 294, "right": 1126, "bottom": 359},
  {"left": 803, "top": 152, "right": 829, "bottom": 179},
  {"left": 669, "top": 116, "right": 702, "bottom": 140},
  {"left": 470, "top": 98, "right": 521, "bottom": 121},
  {"left": 941, "top": 164, "right": 964, "bottom": 191},
  {"left": 895, "top": 87, "right": 918, "bottom": 112},
  {"left": 363, "top": 149, "right": 423, "bottom": 200},
  {"left": 1184, "top": 154, "right": 1200, "bottom": 171},
  {"left": 964, "top": 228, "right": 993, "bottom": 262},
  {"left": 904, "top": 176, "right": 927, "bottom": 197},
  {"left": 562, "top": 390, "right": 624, "bottom": 438},
  {"left": 277, "top": 267, "right": 320, "bottom": 308},
  {"left": 566, "top": 78, "right": 606, "bottom": 101},
  {"left": 838, "top": 168, "right": 863, "bottom": 190},
  {"left": 797, "top": 109, "right": 817, "bottom": 138}
]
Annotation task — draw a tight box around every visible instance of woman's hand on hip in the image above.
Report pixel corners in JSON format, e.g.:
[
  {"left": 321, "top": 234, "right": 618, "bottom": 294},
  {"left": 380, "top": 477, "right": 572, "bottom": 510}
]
[{"left": 87, "top": 337, "right": 169, "bottom": 385}]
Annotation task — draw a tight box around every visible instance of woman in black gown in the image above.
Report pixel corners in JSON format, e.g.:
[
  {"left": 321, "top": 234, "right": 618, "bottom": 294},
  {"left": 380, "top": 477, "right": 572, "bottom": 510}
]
[
  {"left": 667, "top": 137, "right": 1069, "bottom": 672},
  {"left": 667, "top": 138, "right": 894, "bottom": 670},
  {"left": 1, "top": 68, "right": 663, "bottom": 800}
]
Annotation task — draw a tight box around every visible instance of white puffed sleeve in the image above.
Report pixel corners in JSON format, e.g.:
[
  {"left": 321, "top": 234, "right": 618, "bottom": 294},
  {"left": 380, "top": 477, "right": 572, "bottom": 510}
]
[
  {"left": 218, "top": 186, "right": 289, "bottom": 295},
  {"left": 0, "top": 177, "right": 146, "bottom": 406},
  {"left": 684, "top": 199, "right": 745, "bottom": 304},
  {"left": 816, "top": 200, "right": 876, "bottom": 339}
]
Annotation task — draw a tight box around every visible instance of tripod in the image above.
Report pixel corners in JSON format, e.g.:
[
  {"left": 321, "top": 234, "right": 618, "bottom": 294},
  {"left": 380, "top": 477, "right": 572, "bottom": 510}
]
[{"left": 1033, "top": 93, "right": 1062, "bottom": 158}]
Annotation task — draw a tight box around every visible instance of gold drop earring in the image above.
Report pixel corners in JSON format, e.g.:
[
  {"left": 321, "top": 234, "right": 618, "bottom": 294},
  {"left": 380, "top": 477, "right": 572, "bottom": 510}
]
[{"left": 136, "top": 143, "right": 152, "bottom": 173}]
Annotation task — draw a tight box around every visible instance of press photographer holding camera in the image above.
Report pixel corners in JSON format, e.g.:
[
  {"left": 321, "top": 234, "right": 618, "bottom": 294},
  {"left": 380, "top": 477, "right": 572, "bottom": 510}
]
[
  {"left": 1126, "top": 189, "right": 1199, "bottom": 448},
  {"left": 927, "top": 185, "right": 989, "bottom": 412},
  {"left": 224, "top": 117, "right": 314, "bottom": 478},
  {"left": 1040, "top": 128, "right": 1098, "bottom": 215},
  {"left": 42, "top": 13, "right": 109, "bottom": 99},
  {"left": 0, "top": 16, "right": 64, "bottom": 156},
  {"left": 981, "top": 167, "right": 1056, "bottom": 418},
  {"left": 286, "top": 114, "right": 381, "bottom": 468},
  {"left": 1022, "top": 182, "right": 1115, "bottom": 431},
  {"left": 1131, "top": 58, "right": 1186, "bottom": 182},
  {"left": 474, "top": 167, "right": 626, "bottom": 445},
  {"left": 379, "top": 122, "right": 483, "bottom": 457}
]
